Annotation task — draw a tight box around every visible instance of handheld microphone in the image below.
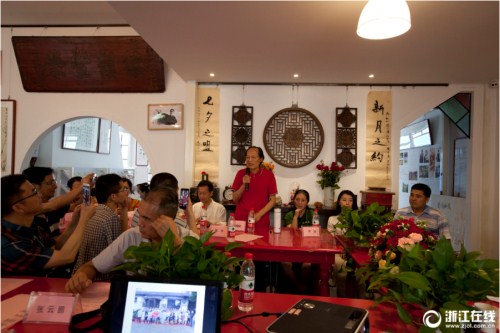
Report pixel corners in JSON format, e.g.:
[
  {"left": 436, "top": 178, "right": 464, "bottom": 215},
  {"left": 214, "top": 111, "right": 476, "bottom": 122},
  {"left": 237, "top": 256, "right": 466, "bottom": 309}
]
[{"left": 245, "top": 168, "right": 250, "bottom": 191}]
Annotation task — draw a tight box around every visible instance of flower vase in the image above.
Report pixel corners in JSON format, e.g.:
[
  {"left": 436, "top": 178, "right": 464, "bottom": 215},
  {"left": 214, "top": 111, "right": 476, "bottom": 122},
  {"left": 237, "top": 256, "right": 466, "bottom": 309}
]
[{"left": 323, "top": 188, "right": 335, "bottom": 208}]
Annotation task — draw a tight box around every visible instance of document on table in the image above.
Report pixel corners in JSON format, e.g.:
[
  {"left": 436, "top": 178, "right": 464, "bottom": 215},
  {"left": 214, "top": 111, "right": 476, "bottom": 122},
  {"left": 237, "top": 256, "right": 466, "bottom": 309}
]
[
  {"left": 1, "top": 278, "right": 33, "bottom": 295},
  {"left": 1, "top": 293, "right": 30, "bottom": 330},
  {"left": 80, "top": 282, "right": 110, "bottom": 312},
  {"left": 235, "top": 233, "right": 263, "bottom": 242}
]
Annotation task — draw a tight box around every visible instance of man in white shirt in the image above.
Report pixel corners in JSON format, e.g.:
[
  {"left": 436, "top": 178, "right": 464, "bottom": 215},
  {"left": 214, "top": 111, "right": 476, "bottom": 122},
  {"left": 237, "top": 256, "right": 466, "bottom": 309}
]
[
  {"left": 65, "top": 186, "right": 198, "bottom": 293},
  {"left": 192, "top": 180, "right": 226, "bottom": 225}
]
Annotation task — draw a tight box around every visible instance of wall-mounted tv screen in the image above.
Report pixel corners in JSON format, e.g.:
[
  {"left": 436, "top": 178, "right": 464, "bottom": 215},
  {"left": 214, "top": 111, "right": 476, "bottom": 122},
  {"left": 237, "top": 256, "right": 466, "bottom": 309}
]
[{"left": 400, "top": 119, "right": 432, "bottom": 150}]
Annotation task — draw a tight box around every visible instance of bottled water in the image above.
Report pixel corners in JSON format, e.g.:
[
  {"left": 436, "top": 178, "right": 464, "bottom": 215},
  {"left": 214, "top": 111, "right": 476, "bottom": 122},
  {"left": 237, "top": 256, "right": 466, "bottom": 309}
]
[
  {"left": 238, "top": 253, "right": 255, "bottom": 312},
  {"left": 227, "top": 213, "right": 236, "bottom": 240},
  {"left": 200, "top": 206, "right": 208, "bottom": 234},
  {"left": 312, "top": 209, "right": 320, "bottom": 226},
  {"left": 247, "top": 208, "right": 255, "bottom": 234},
  {"left": 273, "top": 208, "right": 281, "bottom": 233}
]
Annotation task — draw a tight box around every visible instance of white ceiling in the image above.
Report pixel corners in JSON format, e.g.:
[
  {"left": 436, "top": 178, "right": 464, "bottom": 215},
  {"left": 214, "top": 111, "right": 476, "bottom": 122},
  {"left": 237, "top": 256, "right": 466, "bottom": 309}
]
[{"left": 2, "top": 1, "right": 499, "bottom": 85}]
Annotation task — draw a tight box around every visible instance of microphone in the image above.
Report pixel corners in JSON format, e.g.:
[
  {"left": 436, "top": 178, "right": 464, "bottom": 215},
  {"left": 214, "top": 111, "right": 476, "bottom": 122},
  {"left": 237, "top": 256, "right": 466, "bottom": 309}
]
[{"left": 245, "top": 168, "right": 250, "bottom": 191}]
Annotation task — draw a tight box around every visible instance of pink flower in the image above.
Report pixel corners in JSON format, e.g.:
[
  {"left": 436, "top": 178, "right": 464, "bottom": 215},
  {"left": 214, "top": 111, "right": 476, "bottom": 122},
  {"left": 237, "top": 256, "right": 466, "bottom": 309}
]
[
  {"left": 374, "top": 250, "right": 383, "bottom": 260},
  {"left": 409, "top": 233, "right": 423, "bottom": 243}
]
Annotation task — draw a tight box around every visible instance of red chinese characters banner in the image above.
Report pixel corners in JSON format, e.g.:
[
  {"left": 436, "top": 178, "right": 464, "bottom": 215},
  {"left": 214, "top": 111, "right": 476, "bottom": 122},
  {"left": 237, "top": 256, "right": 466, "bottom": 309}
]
[
  {"left": 365, "top": 91, "right": 392, "bottom": 189},
  {"left": 194, "top": 87, "right": 220, "bottom": 184}
]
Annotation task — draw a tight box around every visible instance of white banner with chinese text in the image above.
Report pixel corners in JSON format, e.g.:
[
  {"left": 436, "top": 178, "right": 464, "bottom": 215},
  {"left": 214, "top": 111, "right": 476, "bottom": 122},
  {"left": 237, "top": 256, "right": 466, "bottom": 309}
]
[
  {"left": 365, "top": 91, "right": 392, "bottom": 189},
  {"left": 194, "top": 87, "right": 220, "bottom": 184}
]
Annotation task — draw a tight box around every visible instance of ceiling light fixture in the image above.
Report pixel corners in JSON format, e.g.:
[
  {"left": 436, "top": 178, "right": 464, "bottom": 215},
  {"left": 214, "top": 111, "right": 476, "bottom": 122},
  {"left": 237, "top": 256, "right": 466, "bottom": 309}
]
[
  {"left": 209, "top": 73, "right": 215, "bottom": 77},
  {"left": 369, "top": 74, "right": 375, "bottom": 78},
  {"left": 293, "top": 74, "right": 299, "bottom": 78},
  {"left": 357, "top": 0, "right": 411, "bottom": 40}
]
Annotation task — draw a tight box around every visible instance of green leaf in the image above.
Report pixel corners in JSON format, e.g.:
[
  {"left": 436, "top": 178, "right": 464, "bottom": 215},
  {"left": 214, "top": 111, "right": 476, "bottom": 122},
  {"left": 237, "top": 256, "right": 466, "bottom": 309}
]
[
  {"left": 395, "top": 302, "right": 413, "bottom": 323},
  {"left": 432, "top": 239, "right": 455, "bottom": 272},
  {"left": 394, "top": 272, "right": 431, "bottom": 291}
]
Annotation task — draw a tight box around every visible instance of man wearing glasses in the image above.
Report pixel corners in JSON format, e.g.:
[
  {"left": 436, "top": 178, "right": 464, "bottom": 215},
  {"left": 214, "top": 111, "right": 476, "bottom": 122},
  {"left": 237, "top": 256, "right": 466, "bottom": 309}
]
[
  {"left": 72, "top": 173, "right": 130, "bottom": 281},
  {"left": 1, "top": 174, "right": 96, "bottom": 276}
]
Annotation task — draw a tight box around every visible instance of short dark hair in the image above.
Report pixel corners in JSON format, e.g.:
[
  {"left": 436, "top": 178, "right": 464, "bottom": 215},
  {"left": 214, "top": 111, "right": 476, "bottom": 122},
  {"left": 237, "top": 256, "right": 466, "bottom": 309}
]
[
  {"left": 144, "top": 186, "right": 179, "bottom": 219},
  {"left": 1, "top": 174, "right": 28, "bottom": 217},
  {"left": 22, "top": 166, "right": 54, "bottom": 185},
  {"left": 136, "top": 182, "right": 150, "bottom": 193},
  {"left": 333, "top": 190, "right": 358, "bottom": 215},
  {"left": 121, "top": 177, "right": 134, "bottom": 194},
  {"left": 197, "top": 180, "right": 214, "bottom": 192},
  {"left": 150, "top": 173, "right": 178, "bottom": 191},
  {"left": 411, "top": 183, "right": 431, "bottom": 197},
  {"left": 94, "top": 173, "right": 122, "bottom": 204},
  {"left": 293, "top": 189, "right": 310, "bottom": 203},
  {"left": 67, "top": 176, "right": 82, "bottom": 190}
]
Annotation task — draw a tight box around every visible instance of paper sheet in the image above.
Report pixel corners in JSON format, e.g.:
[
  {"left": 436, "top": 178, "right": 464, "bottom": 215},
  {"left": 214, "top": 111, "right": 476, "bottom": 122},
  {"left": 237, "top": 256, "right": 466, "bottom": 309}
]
[
  {"left": 1, "top": 293, "right": 30, "bottom": 330},
  {"left": 1, "top": 278, "right": 33, "bottom": 295},
  {"left": 234, "top": 233, "right": 263, "bottom": 242},
  {"left": 80, "top": 282, "right": 110, "bottom": 312}
]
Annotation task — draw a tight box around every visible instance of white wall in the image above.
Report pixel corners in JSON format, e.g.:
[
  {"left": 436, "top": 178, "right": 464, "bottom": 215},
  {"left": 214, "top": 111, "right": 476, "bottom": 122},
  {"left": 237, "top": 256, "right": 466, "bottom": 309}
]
[{"left": 2, "top": 27, "right": 498, "bottom": 259}]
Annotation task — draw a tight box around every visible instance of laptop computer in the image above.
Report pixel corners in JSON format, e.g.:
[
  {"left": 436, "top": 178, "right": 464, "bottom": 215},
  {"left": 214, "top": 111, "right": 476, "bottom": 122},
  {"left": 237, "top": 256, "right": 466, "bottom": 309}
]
[
  {"left": 266, "top": 298, "right": 369, "bottom": 333},
  {"left": 107, "top": 275, "right": 223, "bottom": 333}
]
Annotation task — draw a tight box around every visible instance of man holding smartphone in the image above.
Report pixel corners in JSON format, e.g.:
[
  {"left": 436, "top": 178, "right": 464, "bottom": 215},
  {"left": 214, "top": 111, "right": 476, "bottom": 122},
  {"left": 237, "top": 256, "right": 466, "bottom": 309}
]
[{"left": 192, "top": 180, "right": 226, "bottom": 226}]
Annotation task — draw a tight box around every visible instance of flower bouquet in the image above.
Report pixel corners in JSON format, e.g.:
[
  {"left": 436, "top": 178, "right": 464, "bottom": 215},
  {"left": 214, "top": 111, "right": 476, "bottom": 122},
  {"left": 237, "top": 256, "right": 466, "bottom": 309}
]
[
  {"left": 262, "top": 160, "right": 275, "bottom": 173},
  {"left": 315, "top": 160, "right": 345, "bottom": 190},
  {"left": 357, "top": 219, "right": 499, "bottom": 332}
]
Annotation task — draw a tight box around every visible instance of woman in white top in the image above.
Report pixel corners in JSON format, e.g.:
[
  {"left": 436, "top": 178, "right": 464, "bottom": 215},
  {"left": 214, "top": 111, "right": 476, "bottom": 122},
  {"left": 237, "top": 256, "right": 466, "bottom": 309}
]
[{"left": 327, "top": 190, "right": 358, "bottom": 235}]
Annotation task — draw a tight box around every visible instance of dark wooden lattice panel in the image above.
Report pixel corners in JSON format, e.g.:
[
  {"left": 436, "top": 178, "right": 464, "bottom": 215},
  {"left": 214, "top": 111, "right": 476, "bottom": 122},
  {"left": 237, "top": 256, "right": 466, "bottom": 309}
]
[
  {"left": 231, "top": 105, "right": 253, "bottom": 165},
  {"left": 336, "top": 106, "right": 357, "bottom": 169},
  {"left": 263, "top": 107, "right": 324, "bottom": 168}
]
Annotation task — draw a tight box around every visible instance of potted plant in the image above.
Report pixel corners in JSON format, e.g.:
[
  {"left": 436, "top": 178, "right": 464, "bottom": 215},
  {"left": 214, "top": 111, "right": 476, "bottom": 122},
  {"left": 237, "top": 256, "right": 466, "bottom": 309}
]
[
  {"left": 114, "top": 230, "right": 244, "bottom": 321},
  {"left": 357, "top": 221, "right": 499, "bottom": 333},
  {"left": 334, "top": 202, "right": 393, "bottom": 248},
  {"left": 315, "top": 160, "right": 346, "bottom": 206}
]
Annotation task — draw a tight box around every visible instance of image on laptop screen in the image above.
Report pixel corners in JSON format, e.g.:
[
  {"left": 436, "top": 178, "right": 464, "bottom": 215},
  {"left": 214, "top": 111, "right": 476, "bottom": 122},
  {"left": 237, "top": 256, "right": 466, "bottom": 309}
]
[{"left": 108, "top": 277, "right": 222, "bottom": 333}]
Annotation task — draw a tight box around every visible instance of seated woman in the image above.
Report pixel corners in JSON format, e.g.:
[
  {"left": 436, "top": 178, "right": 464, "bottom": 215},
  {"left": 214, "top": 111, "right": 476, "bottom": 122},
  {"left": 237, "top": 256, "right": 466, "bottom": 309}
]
[
  {"left": 327, "top": 190, "right": 358, "bottom": 235},
  {"left": 284, "top": 189, "right": 314, "bottom": 229},
  {"left": 281, "top": 189, "right": 315, "bottom": 294}
]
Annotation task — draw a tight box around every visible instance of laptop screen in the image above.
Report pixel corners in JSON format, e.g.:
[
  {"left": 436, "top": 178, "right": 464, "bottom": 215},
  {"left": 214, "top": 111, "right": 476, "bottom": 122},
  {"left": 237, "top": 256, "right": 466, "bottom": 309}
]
[{"left": 107, "top": 276, "right": 222, "bottom": 333}]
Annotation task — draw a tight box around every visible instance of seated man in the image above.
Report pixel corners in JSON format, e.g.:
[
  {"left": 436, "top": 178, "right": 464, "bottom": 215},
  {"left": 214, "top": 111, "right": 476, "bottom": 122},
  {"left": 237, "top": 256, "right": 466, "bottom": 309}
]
[
  {"left": 395, "top": 183, "right": 451, "bottom": 240},
  {"left": 1, "top": 174, "right": 96, "bottom": 276},
  {"left": 192, "top": 180, "right": 226, "bottom": 225},
  {"left": 72, "top": 174, "right": 130, "bottom": 280},
  {"left": 66, "top": 186, "right": 197, "bottom": 293}
]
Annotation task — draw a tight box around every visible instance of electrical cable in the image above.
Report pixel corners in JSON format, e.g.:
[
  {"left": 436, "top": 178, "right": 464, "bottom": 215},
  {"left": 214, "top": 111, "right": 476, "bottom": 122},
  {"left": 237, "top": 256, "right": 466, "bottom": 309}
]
[{"left": 222, "top": 311, "right": 283, "bottom": 333}]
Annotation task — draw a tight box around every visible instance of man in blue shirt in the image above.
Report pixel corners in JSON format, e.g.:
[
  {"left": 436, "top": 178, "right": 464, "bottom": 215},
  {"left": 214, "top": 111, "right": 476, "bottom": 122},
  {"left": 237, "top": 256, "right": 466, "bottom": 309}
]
[{"left": 395, "top": 183, "right": 451, "bottom": 240}]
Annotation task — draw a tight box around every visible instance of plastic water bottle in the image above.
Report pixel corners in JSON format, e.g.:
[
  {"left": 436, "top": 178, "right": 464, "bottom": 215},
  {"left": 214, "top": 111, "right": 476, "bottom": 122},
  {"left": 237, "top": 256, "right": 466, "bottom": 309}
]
[
  {"left": 312, "top": 209, "right": 320, "bottom": 226},
  {"left": 227, "top": 213, "right": 236, "bottom": 240},
  {"left": 247, "top": 208, "right": 255, "bottom": 234},
  {"left": 273, "top": 208, "right": 281, "bottom": 233},
  {"left": 238, "top": 253, "right": 255, "bottom": 312},
  {"left": 199, "top": 206, "right": 208, "bottom": 234}
]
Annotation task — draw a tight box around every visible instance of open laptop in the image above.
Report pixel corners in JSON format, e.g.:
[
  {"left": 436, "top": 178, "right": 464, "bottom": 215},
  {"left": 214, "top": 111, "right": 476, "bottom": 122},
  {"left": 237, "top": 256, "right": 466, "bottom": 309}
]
[
  {"left": 266, "top": 299, "right": 369, "bottom": 333},
  {"left": 107, "top": 275, "right": 223, "bottom": 333}
]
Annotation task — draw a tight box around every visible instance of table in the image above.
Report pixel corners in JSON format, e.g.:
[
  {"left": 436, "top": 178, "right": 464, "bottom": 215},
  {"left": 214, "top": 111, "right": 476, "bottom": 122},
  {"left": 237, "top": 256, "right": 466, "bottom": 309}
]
[
  {"left": 210, "top": 227, "right": 342, "bottom": 296},
  {"left": 1, "top": 277, "right": 418, "bottom": 333},
  {"left": 335, "top": 235, "right": 371, "bottom": 267}
]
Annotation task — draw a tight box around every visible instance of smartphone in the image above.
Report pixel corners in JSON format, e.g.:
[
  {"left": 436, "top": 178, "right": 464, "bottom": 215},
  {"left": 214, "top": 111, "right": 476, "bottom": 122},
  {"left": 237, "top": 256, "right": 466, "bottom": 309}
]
[
  {"left": 179, "top": 188, "right": 190, "bottom": 209},
  {"left": 83, "top": 183, "right": 91, "bottom": 206}
]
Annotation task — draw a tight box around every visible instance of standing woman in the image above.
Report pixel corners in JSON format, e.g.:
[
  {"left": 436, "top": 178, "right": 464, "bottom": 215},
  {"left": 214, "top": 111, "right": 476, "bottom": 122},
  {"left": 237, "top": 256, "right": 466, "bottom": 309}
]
[
  {"left": 232, "top": 146, "right": 277, "bottom": 234},
  {"left": 284, "top": 189, "right": 314, "bottom": 229},
  {"left": 327, "top": 190, "right": 358, "bottom": 235}
]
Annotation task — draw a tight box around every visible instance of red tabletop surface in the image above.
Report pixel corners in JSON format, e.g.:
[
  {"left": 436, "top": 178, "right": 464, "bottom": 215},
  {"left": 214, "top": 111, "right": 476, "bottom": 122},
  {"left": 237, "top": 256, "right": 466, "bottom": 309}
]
[
  {"left": 335, "top": 235, "right": 371, "bottom": 267},
  {"left": 2, "top": 277, "right": 419, "bottom": 333}
]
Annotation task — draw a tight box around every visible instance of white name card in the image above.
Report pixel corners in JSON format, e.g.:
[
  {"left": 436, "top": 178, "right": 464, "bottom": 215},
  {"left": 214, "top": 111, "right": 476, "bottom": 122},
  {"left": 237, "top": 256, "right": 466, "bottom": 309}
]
[
  {"left": 234, "top": 220, "right": 246, "bottom": 232},
  {"left": 24, "top": 292, "right": 79, "bottom": 324},
  {"left": 301, "top": 226, "right": 321, "bottom": 237},
  {"left": 208, "top": 224, "right": 228, "bottom": 237}
]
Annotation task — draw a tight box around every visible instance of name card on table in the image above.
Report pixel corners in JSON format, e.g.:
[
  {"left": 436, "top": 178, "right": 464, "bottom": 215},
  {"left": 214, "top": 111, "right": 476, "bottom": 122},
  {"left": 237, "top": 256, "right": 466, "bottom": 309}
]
[
  {"left": 24, "top": 292, "right": 80, "bottom": 324},
  {"left": 234, "top": 220, "right": 246, "bottom": 232},
  {"left": 208, "top": 224, "right": 228, "bottom": 237},
  {"left": 301, "top": 226, "right": 321, "bottom": 237}
]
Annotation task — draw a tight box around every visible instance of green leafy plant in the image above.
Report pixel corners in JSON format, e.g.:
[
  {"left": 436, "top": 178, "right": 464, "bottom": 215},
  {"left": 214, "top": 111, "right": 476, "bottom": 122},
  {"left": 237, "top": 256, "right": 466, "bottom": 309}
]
[
  {"left": 335, "top": 202, "right": 393, "bottom": 247},
  {"left": 357, "top": 238, "right": 499, "bottom": 332},
  {"left": 114, "top": 230, "right": 245, "bottom": 320}
]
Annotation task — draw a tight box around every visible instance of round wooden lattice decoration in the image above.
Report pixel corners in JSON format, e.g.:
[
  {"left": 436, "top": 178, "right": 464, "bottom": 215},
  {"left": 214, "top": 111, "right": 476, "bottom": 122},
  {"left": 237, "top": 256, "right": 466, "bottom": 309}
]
[{"left": 263, "top": 107, "right": 324, "bottom": 168}]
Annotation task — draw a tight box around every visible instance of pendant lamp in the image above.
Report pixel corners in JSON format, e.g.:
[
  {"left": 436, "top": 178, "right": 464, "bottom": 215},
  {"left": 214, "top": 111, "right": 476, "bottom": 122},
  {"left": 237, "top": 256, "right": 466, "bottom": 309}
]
[{"left": 357, "top": 0, "right": 411, "bottom": 40}]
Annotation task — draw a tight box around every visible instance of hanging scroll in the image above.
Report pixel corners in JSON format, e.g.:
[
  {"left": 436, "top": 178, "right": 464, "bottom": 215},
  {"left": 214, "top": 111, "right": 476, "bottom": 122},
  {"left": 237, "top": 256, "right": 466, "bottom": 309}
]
[
  {"left": 365, "top": 91, "right": 392, "bottom": 190},
  {"left": 194, "top": 88, "right": 220, "bottom": 184}
]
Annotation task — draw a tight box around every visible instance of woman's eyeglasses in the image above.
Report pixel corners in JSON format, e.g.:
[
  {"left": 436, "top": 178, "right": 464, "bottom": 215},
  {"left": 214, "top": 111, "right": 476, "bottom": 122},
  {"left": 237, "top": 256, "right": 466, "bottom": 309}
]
[{"left": 11, "top": 187, "right": 38, "bottom": 205}]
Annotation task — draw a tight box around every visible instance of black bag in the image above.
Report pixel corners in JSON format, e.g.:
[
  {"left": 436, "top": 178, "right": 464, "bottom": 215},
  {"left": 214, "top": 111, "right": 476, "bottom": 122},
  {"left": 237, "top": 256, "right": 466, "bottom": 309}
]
[{"left": 69, "top": 300, "right": 110, "bottom": 333}]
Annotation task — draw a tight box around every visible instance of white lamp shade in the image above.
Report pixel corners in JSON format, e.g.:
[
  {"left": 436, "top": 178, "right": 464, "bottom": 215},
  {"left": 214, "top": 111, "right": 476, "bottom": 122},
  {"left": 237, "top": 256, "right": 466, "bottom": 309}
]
[{"left": 357, "top": 0, "right": 411, "bottom": 40}]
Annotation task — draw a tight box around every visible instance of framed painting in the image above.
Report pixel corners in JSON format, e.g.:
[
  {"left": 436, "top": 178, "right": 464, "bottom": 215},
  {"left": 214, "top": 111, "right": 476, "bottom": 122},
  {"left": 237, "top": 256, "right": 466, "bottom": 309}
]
[
  {"left": 62, "top": 118, "right": 99, "bottom": 153},
  {"left": 1, "top": 100, "right": 17, "bottom": 176},
  {"left": 148, "top": 103, "right": 183, "bottom": 130},
  {"left": 97, "top": 119, "right": 112, "bottom": 154},
  {"left": 135, "top": 142, "right": 148, "bottom": 166}
]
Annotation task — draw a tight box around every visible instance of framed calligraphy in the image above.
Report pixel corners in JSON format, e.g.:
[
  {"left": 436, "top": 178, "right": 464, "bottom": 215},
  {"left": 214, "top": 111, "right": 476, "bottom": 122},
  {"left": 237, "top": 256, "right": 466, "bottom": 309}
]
[
  {"left": 135, "top": 142, "right": 148, "bottom": 166},
  {"left": 1, "top": 100, "right": 17, "bottom": 176},
  {"left": 148, "top": 104, "right": 183, "bottom": 130}
]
